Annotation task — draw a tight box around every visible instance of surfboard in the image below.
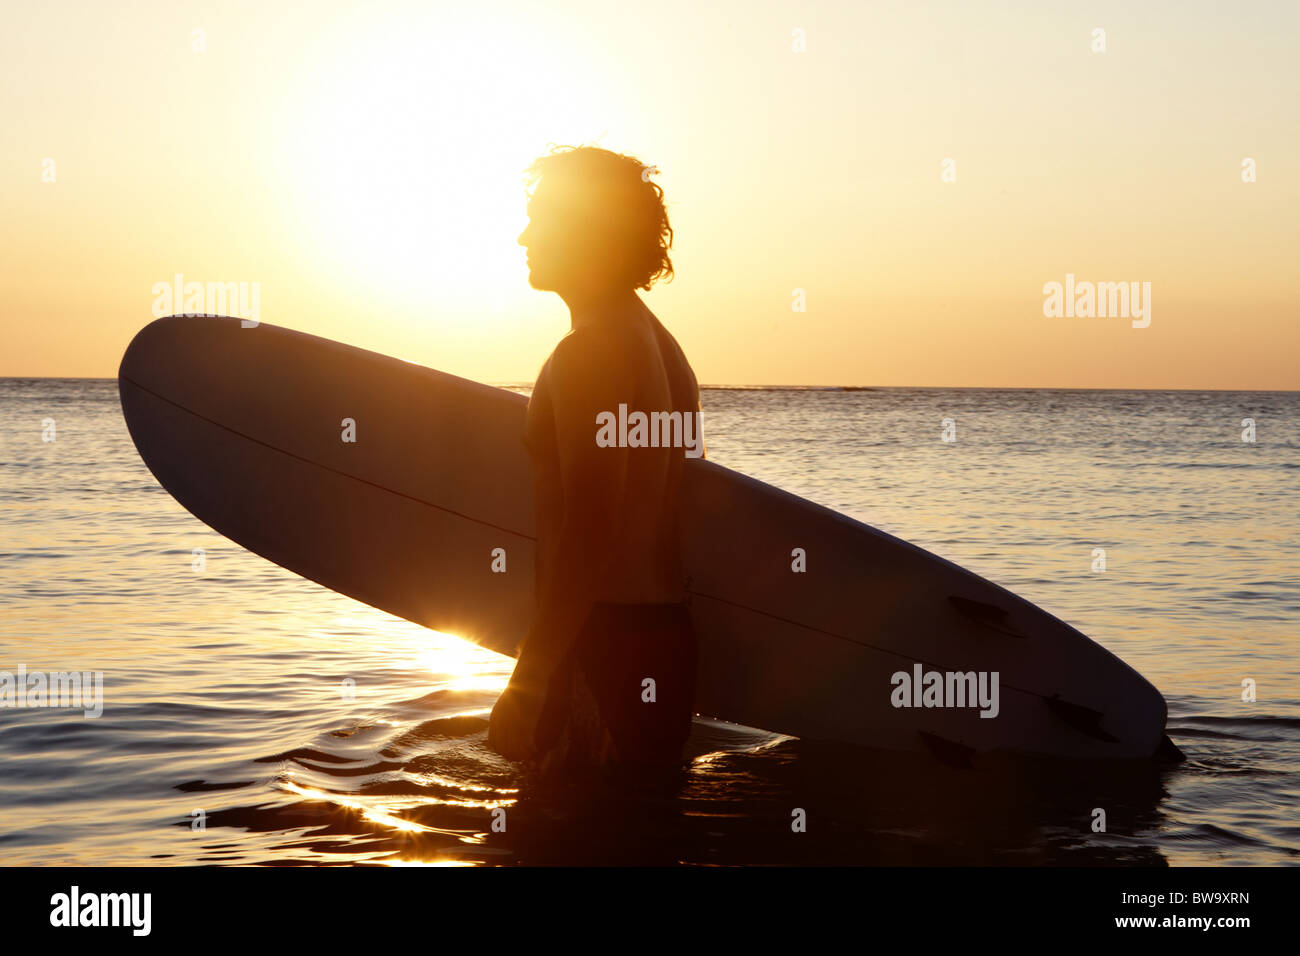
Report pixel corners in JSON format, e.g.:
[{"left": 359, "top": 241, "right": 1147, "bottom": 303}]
[{"left": 118, "top": 315, "right": 1172, "bottom": 761}]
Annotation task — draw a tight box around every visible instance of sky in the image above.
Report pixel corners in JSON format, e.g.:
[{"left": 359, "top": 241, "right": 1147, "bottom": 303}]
[{"left": 2, "top": 0, "right": 1297, "bottom": 388}]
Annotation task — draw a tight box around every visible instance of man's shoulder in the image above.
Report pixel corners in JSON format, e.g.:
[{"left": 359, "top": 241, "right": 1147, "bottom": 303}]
[{"left": 550, "top": 323, "right": 644, "bottom": 378}]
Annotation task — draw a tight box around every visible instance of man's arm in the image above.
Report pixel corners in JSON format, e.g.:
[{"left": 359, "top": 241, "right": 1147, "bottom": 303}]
[{"left": 488, "top": 328, "right": 632, "bottom": 757}]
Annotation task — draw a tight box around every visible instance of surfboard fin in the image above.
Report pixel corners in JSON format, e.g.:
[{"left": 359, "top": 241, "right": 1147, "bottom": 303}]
[
  {"left": 947, "top": 595, "right": 1028, "bottom": 638},
  {"left": 1043, "top": 694, "right": 1119, "bottom": 743},
  {"left": 917, "top": 731, "right": 977, "bottom": 769},
  {"left": 1152, "top": 733, "right": 1186, "bottom": 763}
]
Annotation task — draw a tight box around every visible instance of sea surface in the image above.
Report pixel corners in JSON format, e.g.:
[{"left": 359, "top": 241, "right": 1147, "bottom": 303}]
[{"left": 1, "top": 378, "right": 1297, "bottom": 866}]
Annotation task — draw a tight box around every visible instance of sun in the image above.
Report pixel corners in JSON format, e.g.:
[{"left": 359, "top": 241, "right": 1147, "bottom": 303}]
[{"left": 274, "top": 4, "right": 616, "bottom": 311}]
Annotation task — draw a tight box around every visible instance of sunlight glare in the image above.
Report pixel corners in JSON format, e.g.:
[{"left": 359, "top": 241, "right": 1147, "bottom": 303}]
[{"left": 278, "top": 4, "right": 616, "bottom": 312}]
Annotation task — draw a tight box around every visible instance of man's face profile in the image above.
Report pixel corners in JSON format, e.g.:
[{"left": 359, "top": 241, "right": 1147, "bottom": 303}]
[{"left": 518, "top": 180, "right": 613, "bottom": 295}]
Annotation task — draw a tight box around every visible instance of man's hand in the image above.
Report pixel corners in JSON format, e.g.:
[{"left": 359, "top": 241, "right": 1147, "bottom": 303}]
[
  {"left": 488, "top": 646, "right": 554, "bottom": 761},
  {"left": 488, "top": 680, "right": 545, "bottom": 761}
]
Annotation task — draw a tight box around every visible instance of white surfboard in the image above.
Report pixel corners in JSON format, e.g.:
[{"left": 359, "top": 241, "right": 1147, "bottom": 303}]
[{"left": 118, "top": 316, "right": 1173, "bottom": 762}]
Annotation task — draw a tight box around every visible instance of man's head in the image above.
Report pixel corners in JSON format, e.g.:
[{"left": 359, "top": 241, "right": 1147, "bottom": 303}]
[{"left": 518, "top": 146, "right": 673, "bottom": 299}]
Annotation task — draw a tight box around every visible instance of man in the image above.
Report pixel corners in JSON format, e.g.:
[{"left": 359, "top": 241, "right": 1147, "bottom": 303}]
[{"left": 488, "top": 146, "right": 703, "bottom": 784}]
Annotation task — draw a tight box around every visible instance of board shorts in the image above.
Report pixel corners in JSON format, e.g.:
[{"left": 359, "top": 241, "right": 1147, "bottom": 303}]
[{"left": 532, "top": 601, "right": 697, "bottom": 780}]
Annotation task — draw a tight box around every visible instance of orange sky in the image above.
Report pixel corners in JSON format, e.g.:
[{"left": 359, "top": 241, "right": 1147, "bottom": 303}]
[{"left": 2, "top": 0, "right": 1297, "bottom": 388}]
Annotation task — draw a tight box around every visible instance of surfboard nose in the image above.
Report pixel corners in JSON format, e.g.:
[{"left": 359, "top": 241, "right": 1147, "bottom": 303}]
[{"left": 120, "top": 314, "right": 239, "bottom": 384}]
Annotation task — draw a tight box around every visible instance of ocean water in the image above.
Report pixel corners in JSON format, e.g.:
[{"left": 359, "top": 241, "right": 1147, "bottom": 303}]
[{"left": 0, "top": 378, "right": 1297, "bottom": 866}]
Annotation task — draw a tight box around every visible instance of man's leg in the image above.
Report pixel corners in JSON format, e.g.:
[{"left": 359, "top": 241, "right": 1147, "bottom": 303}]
[{"left": 576, "top": 602, "right": 697, "bottom": 769}]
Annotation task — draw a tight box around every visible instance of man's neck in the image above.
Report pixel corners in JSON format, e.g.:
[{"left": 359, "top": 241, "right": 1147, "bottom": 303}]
[{"left": 562, "top": 287, "right": 644, "bottom": 330}]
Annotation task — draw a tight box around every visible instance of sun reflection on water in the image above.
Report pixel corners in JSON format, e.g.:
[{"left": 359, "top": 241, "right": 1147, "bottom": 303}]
[{"left": 406, "top": 631, "right": 510, "bottom": 693}]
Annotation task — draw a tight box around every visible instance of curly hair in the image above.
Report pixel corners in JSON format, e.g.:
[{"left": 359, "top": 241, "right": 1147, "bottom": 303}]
[{"left": 524, "top": 145, "right": 674, "bottom": 291}]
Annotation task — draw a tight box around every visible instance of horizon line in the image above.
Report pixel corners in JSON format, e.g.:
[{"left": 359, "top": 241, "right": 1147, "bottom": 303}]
[{"left": 3, "top": 376, "right": 1297, "bottom": 394}]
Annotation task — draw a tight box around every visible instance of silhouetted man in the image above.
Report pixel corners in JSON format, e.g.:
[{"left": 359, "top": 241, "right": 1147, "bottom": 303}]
[{"left": 488, "top": 146, "right": 702, "bottom": 785}]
